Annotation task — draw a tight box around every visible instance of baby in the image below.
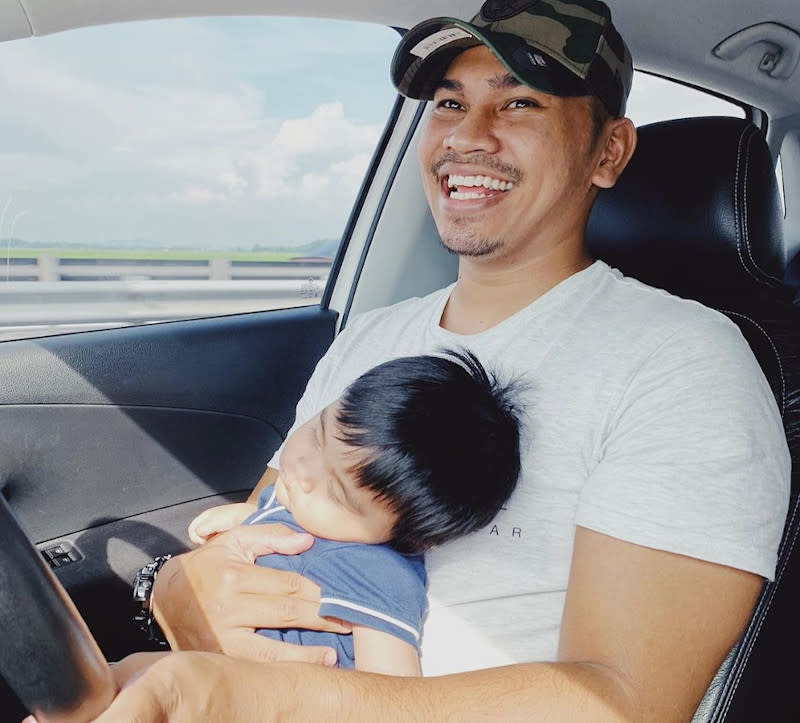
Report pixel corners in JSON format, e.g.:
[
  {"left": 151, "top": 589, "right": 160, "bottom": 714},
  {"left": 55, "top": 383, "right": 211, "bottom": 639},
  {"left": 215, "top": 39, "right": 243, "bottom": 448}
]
[{"left": 188, "top": 350, "right": 522, "bottom": 675}]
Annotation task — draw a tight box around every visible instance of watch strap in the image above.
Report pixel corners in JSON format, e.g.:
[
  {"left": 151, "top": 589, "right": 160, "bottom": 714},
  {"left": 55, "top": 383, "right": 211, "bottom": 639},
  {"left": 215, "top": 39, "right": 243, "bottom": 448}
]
[{"left": 132, "top": 554, "right": 172, "bottom": 647}]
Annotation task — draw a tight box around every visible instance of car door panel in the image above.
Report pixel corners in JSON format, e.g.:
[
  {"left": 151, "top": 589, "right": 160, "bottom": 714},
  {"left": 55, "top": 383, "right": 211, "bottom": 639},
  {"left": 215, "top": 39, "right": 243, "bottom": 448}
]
[
  {"left": 0, "top": 305, "right": 336, "bottom": 662},
  {"left": 37, "top": 495, "right": 241, "bottom": 661}
]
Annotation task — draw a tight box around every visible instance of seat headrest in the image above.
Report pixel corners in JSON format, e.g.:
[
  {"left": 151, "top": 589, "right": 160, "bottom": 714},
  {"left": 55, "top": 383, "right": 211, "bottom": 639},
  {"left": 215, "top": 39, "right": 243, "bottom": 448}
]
[{"left": 587, "top": 117, "right": 785, "bottom": 304}]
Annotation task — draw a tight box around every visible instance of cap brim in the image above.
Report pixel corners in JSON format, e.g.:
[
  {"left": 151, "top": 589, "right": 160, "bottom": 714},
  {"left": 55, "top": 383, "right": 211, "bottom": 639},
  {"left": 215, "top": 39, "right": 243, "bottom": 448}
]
[{"left": 391, "top": 17, "right": 590, "bottom": 101}]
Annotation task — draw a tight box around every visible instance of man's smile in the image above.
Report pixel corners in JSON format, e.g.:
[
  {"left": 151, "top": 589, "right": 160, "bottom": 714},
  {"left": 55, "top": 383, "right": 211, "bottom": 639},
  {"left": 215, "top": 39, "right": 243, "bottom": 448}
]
[
  {"left": 445, "top": 173, "right": 515, "bottom": 199},
  {"left": 431, "top": 153, "right": 522, "bottom": 205}
]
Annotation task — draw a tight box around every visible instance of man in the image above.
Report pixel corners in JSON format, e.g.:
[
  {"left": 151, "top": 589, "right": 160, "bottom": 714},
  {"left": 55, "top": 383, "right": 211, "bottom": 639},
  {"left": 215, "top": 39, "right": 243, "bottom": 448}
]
[{"left": 99, "top": 1, "right": 789, "bottom": 720}]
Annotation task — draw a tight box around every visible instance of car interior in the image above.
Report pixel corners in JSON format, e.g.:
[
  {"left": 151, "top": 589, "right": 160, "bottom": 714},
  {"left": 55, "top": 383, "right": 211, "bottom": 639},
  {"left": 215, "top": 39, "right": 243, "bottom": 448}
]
[{"left": 1, "top": 0, "right": 800, "bottom": 721}]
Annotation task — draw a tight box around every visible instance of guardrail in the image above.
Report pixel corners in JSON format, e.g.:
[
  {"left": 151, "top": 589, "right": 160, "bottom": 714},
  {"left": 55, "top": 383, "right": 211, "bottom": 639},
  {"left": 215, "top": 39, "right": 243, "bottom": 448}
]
[
  {"left": 0, "top": 255, "right": 332, "bottom": 282},
  {"left": 0, "top": 257, "right": 333, "bottom": 340}
]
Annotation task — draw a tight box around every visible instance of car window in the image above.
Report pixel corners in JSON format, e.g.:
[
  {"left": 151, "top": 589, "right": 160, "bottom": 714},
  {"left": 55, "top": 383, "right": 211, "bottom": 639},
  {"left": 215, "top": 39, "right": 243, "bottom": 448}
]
[
  {"left": 0, "top": 17, "right": 398, "bottom": 340},
  {"left": 626, "top": 74, "right": 780, "bottom": 220},
  {"left": 626, "top": 72, "right": 745, "bottom": 126}
]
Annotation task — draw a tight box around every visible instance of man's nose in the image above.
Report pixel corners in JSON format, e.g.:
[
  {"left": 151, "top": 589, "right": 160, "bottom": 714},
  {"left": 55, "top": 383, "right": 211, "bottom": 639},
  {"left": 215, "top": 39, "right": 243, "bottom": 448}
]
[{"left": 444, "top": 109, "right": 500, "bottom": 154}]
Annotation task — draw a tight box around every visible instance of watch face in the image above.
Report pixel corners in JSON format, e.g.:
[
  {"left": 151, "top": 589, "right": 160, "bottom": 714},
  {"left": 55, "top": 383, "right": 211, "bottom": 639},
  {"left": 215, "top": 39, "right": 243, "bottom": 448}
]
[
  {"left": 133, "top": 576, "right": 152, "bottom": 601},
  {"left": 133, "top": 562, "right": 158, "bottom": 600},
  {"left": 481, "top": 0, "right": 538, "bottom": 22}
]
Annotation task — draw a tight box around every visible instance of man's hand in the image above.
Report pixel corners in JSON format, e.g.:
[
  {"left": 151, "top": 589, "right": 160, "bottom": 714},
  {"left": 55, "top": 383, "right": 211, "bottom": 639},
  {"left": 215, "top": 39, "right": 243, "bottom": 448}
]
[
  {"left": 110, "top": 651, "right": 170, "bottom": 684},
  {"left": 91, "top": 652, "right": 216, "bottom": 723},
  {"left": 92, "top": 652, "right": 303, "bottom": 723},
  {"left": 153, "top": 523, "right": 349, "bottom": 665}
]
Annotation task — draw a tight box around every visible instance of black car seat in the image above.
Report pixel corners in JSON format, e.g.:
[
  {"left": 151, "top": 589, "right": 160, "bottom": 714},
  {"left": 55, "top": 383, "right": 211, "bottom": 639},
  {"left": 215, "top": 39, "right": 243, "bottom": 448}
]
[{"left": 586, "top": 116, "right": 800, "bottom": 721}]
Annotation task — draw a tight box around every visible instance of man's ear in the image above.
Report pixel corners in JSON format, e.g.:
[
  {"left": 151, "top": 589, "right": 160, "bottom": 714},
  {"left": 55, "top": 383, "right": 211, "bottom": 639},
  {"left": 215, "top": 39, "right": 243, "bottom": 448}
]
[{"left": 592, "top": 117, "right": 637, "bottom": 189}]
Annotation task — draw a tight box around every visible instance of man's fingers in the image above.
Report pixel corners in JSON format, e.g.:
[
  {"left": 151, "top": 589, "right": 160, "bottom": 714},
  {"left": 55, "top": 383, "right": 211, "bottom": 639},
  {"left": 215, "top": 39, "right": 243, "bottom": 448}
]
[
  {"left": 236, "top": 562, "right": 321, "bottom": 600},
  {"left": 211, "top": 557, "right": 323, "bottom": 602},
  {"left": 214, "top": 523, "right": 315, "bottom": 561},
  {"left": 223, "top": 590, "right": 351, "bottom": 633},
  {"left": 225, "top": 630, "right": 338, "bottom": 667}
]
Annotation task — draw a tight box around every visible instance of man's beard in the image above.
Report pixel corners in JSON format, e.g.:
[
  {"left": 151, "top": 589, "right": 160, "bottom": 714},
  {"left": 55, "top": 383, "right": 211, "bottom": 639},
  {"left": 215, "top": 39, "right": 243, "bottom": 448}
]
[{"left": 438, "top": 223, "right": 503, "bottom": 258}]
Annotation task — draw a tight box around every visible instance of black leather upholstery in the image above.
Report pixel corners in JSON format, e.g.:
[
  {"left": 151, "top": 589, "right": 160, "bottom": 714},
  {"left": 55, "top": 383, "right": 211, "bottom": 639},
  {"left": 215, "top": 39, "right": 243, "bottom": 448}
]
[
  {"left": 588, "top": 117, "right": 788, "bottom": 302},
  {"left": 587, "top": 116, "right": 800, "bottom": 721}
]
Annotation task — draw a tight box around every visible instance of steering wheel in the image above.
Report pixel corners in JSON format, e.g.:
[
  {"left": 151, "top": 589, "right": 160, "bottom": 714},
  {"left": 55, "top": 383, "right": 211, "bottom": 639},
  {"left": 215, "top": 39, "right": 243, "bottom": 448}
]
[{"left": 0, "top": 494, "right": 116, "bottom": 722}]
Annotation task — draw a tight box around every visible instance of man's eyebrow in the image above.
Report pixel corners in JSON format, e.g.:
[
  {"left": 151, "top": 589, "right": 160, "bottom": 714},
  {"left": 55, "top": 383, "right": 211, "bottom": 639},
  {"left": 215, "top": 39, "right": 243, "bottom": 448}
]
[
  {"left": 488, "top": 73, "right": 522, "bottom": 90},
  {"left": 433, "top": 74, "right": 522, "bottom": 93},
  {"left": 433, "top": 78, "right": 463, "bottom": 94}
]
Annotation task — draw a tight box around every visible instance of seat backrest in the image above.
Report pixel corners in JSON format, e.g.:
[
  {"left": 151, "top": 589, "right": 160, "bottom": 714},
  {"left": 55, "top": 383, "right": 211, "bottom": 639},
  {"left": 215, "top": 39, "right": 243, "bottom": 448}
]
[{"left": 586, "top": 116, "right": 800, "bottom": 722}]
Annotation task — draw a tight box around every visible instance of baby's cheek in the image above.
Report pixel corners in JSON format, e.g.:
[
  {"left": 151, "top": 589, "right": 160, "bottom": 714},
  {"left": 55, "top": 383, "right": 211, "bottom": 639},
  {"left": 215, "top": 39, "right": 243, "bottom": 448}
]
[{"left": 292, "top": 504, "right": 328, "bottom": 538}]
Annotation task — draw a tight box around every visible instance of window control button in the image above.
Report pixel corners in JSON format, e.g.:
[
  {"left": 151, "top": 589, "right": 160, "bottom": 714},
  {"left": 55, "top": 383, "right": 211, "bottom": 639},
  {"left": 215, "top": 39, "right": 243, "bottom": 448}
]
[{"left": 39, "top": 542, "right": 83, "bottom": 569}]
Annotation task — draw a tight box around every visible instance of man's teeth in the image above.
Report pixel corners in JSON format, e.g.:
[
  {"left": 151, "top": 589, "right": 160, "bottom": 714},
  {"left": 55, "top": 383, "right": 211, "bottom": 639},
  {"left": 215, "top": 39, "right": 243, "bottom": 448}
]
[
  {"left": 450, "top": 190, "right": 493, "bottom": 200},
  {"left": 446, "top": 174, "right": 514, "bottom": 198}
]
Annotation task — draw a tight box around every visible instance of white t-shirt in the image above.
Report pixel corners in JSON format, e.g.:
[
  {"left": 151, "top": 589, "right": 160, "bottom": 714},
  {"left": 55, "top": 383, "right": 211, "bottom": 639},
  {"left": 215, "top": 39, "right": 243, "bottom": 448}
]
[{"left": 268, "top": 261, "right": 790, "bottom": 676}]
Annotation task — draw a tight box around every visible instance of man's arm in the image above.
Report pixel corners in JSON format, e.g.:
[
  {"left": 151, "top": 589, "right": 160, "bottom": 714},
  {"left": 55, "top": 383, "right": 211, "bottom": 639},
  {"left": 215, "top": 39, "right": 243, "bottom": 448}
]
[
  {"left": 247, "top": 466, "right": 279, "bottom": 504},
  {"left": 104, "top": 526, "right": 761, "bottom": 721},
  {"left": 352, "top": 625, "right": 421, "bottom": 676},
  {"left": 558, "top": 526, "right": 762, "bottom": 721}
]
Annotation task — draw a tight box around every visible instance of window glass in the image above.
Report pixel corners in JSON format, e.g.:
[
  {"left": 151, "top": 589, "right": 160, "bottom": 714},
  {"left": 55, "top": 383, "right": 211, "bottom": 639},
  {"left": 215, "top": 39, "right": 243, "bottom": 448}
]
[
  {"left": 626, "top": 72, "right": 745, "bottom": 127},
  {"left": 0, "top": 17, "right": 399, "bottom": 340}
]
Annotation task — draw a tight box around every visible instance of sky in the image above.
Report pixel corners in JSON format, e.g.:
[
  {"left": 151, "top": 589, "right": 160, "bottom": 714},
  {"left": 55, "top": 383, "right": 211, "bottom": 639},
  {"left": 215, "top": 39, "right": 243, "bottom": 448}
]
[
  {"left": 0, "top": 16, "right": 742, "bottom": 251},
  {"left": 0, "top": 17, "right": 400, "bottom": 250}
]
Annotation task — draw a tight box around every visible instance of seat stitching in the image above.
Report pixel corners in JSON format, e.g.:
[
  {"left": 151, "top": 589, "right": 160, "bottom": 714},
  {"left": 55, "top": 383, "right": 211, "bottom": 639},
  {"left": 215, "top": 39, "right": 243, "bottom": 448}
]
[
  {"left": 740, "top": 129, "right": 782, "bottom": 286},
  {"left": 718, "top": 496, "right": 800, "bottom": 720},
  {"left": 713, "top": 308, "right": 790, "bottom": 719},
  {"left": 733, "top": 126, "right": 757, "bottom": 284},
  {"left": 721, "top": 310, "right": 786, "bottom": 416}
]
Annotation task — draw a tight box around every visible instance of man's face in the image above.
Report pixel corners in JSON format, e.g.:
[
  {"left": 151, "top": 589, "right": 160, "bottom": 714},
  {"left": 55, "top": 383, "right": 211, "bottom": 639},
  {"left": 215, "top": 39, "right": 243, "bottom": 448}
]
[
  {"left": 417, "top": 45, "right": 603, "bottom": 263},
  {"left": 276, "top": 401, "right": 398, "bottom": 545}
]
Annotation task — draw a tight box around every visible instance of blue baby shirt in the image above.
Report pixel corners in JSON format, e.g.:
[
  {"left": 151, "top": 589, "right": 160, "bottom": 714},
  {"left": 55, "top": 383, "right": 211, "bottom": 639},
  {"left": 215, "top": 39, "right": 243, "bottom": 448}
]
[{"left": 245, "top": 485, "right": 427, "bottom": 669}]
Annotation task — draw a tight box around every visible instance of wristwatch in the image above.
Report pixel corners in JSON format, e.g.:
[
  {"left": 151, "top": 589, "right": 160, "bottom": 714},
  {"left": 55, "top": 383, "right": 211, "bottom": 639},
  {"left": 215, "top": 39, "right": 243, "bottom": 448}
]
[{"left": 132, "top": 554, "right": 172, "bottom": 647}]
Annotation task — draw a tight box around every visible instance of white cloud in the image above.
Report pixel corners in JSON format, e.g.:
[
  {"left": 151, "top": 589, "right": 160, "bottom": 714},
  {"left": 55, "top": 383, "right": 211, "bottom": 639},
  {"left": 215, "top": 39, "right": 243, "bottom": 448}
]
[
  {"left": 141, "top": 100, "right": 381, "bottom": 210},
  {"left": 273, "top": 101, "right": 379, "bottom": 155},
  {"left": 243, "top": 102, "right": 380, "bottom": 201},
  {"left": 0, "top": 17, "right": 398, "bottom": 247},
  {"left": 296, "top": 151, "right": 373, "bottom": 205}
]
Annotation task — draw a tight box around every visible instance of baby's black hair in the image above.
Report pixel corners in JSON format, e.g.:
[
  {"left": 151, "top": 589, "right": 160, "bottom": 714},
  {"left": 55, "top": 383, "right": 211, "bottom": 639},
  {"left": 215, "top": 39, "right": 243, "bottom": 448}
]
[{"left": 336, "top": 349, "right": 522, "bottom": 554}]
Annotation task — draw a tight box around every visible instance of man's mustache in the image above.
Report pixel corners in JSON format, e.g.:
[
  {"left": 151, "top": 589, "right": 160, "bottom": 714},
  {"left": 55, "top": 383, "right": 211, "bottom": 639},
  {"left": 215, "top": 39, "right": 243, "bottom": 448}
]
[{"left": 430, "top": 152, "right": 522, "bottom": 182}]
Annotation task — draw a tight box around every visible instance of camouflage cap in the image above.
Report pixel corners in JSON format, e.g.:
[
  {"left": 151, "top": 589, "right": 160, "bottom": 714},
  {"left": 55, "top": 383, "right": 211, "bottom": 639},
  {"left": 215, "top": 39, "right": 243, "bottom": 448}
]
[{"left": 391, "top": 0, "right": 633, "bottom": 117}]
